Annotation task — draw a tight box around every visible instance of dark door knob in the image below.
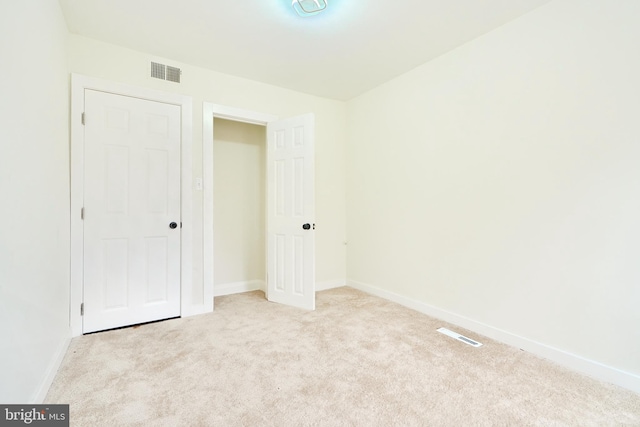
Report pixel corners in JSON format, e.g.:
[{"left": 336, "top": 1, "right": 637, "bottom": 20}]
[
  {"left": 302, "top": 223, "right": 311, "bottom": 230},
  {"left": 169, "top": 222, "right": 178, "bottom": 229}
]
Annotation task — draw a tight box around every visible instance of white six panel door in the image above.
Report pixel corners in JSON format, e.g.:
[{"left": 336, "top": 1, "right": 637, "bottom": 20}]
[
  {"left": 266, "top": 114, "right": 315, "bottom": 310},
  {"left": 83, "top": 90, "right": 181, "bottom": 333}
]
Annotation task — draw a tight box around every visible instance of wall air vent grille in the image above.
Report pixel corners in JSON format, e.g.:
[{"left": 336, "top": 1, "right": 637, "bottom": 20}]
[
  {"left": 166, "top": 65, "right": 181, "bottom": 83},
  {"left": 151, "top": 62, "right": 166, "bottom": 80},
  {"left": 150, "top": 62, "right": 181, "bottom": 83}
]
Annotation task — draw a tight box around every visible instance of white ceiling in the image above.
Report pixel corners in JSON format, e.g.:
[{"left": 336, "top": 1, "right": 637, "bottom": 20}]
[{"left": 58, "top": 0, "right": 552, "bottom": 100}]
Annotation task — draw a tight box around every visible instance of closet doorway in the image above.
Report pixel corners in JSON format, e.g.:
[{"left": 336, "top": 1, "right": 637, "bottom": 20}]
[
  {"left": 204, "top": 103, "right": 316, "bottom": 311},
  {"left": 213, "top": 118, "right": 267, "bottom": 296}
]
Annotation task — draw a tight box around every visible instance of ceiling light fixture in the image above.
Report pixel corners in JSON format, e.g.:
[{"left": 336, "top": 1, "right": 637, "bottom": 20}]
[{"left": 292, "top": 0, "right": 328, "bottom": 17}]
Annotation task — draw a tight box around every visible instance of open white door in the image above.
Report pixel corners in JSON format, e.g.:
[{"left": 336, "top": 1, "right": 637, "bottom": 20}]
[
  {"left": 266, "top": 114, "right": 315, "bottom": 310},
  {"left": 82, "top": 89, "right": 182, "bottom": 333}
]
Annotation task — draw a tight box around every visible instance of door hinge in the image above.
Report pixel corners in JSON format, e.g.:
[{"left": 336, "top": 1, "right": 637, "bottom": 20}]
[
  {"left": 80, "top": 303, "right": 84, "bottom": 316},
  {"left": 81, "top": 112, "right": 85, "bottom": 125},
  {"left": 180, "top": 222, "right": 182, "bottom": 228},
  {"left": 81, "top": 207, "right": 84, "bottom": 220}
]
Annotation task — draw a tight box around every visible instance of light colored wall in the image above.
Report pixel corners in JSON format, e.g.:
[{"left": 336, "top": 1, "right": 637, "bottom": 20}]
[
  {"left": 346, "top": 0, "right": 640, "bottom": 381},
  {"left": 213, "top": 119, "right": 266, "bottom": 286},
  {"left": 0, "top": 0, "right": 71, "bottom": 402},
  {"left": 67, "top": 35, "right": 347, "bottom": 302}
]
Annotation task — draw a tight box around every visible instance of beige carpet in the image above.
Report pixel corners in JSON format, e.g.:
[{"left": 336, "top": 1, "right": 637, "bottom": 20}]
[{"left": 46, "top": 287, "right": 640, "bottom": 426}]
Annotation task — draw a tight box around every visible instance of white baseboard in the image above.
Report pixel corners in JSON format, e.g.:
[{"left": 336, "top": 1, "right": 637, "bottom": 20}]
[
  {"left": 316, "top": 279, "right": 346, "bottom": 291},
  {"left": 182, "top": 303, "right": 214, "bottom": 317},
  {"left": 33, "top": 330, "right": 72, "bottom": 403},
  {"left": 214, "top": 280, "right": 265, "bottom": 297},
  {"left": 347, "top": 280, "right": 640, "bottom": 394},
  {"left": 214, "top": 279, "right": 346, "bottom": 297}
]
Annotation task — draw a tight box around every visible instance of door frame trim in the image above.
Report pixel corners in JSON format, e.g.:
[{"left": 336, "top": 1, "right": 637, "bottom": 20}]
[
  {"left": 70, "top": 74, "right": 193, "bottom": 336},
  {"left": 202, "top": 102, "right": 277, "bottom": 302}
]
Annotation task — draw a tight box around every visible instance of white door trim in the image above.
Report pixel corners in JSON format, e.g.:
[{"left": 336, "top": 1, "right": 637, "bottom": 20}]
[
  {"left": 202, "top": 102, "right": 278, "bottom": 303},
  {"left": 70, "top": 74, "right": 194, "bottom": 336}
]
